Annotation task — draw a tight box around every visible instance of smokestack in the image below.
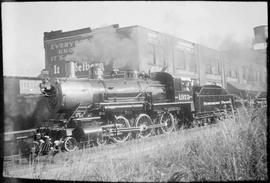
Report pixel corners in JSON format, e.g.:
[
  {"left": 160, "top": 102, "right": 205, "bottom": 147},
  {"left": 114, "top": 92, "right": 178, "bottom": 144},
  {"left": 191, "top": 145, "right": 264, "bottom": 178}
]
[
  {"left": 66, "top": 61, "right": 76, "bottom": 78},
  {"left": 89, "top": 63, "right": 104, "bottom": 80}
]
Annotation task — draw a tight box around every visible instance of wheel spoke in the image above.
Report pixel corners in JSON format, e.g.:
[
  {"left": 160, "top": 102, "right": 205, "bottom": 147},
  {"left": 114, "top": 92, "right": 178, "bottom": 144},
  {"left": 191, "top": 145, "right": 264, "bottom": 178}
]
[
  {"left": 160, "top": 112, "right": 175, "bottom": 134},
  {"left": 112, "top": 116, "right": 131, "bottom": 143},
  {"left": 136, "top": 114, "right": 153, "bottom": 138},
  {"left": 63, "top": 137, "right": 78, "bottom": 152}
]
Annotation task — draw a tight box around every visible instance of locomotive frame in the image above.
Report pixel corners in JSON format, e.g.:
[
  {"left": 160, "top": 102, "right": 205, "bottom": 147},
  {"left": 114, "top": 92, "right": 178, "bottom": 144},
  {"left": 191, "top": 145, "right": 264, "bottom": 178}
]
[{"left": 32, "top": 71, "right": 235, "bottom": 155}]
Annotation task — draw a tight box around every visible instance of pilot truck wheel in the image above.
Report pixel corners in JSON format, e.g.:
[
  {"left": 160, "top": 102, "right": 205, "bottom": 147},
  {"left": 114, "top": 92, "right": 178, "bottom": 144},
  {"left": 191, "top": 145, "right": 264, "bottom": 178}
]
[{"left": 63, "top": 137, "right": 78, "bottom": 152}]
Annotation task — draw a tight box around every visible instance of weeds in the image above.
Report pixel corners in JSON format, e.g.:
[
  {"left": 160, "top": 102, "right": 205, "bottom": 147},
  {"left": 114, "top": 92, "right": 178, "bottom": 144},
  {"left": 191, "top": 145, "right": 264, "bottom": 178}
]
[{"left": 3, "top": 107, "right": 267, "bottom": 181}]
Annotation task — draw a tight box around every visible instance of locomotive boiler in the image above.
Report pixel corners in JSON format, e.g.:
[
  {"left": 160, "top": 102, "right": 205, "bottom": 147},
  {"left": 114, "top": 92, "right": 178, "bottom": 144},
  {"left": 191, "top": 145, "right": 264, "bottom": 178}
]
[{"left": 40, "top": 72, "right": 168, "bottom": 114}]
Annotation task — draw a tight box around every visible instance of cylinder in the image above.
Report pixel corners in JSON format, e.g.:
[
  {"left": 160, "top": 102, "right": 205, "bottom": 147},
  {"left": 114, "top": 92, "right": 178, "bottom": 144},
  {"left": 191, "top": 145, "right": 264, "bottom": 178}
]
[{"left": 83, "top": 127, "right": 103, "bottom": 135}]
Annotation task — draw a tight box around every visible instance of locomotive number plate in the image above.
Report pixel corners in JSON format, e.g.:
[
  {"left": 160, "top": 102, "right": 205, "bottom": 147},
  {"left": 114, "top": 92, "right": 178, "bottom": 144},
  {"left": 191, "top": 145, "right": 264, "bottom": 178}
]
[{"left": 176, "top": 93, "right": 192, "bottom": 101}]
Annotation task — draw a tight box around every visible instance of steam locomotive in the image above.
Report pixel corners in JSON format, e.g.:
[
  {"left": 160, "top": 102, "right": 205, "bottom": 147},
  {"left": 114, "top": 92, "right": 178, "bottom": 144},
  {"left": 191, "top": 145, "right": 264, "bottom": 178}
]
[{"left": 29, "top": 70, "right": 235, "bottom": 156}]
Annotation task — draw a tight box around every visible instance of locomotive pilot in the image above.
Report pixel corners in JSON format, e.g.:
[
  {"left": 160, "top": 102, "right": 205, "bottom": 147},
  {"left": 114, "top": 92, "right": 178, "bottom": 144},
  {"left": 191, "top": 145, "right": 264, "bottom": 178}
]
[
  {"left": 32, "top": 132, "right": 45, "bottom": 155},
  {"left": 34, "top": 132, "right": 44, "bottom": 145},
  {"left": 33, "top": 132, "right": 53, "bottom": 155}
]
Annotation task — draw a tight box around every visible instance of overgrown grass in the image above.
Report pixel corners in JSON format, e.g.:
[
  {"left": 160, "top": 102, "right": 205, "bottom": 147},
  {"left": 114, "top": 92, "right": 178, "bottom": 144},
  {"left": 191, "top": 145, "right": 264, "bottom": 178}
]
[{"left": 3, "top": 107, "right": 267, "bottom": 181}]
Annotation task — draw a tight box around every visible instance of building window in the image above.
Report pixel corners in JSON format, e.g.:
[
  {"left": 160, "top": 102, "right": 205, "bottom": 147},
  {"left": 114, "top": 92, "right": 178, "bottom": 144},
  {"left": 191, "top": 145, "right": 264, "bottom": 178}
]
[
  {"left": 211, "top": 60, "right": 218, "bottom": 75},
  {"left": 186, "top": 52, "right": 196, "bottom": 72},
  {"left": 175, "top": 49, "right": 186, "bottom": 70},
  {"left": 261, "top": 72, "right": 264, "bottom": 82},
  {"left": 210, "top": 57, "right": 221, "bottom": 75},
  {"left": 225, "top": 65, "right": 230, "bottom": 77},
  {"left": 247, "top": 67, "right": 255, "bottom": 81},
  {"left": 242, "top": 66, "right": 248, "bottom": 80},
  {"left": 147, "top": 43, "right": 156, "bottom": 65},
  {"left": 226, "top": 64, "right": 238, "bottom": 78},
  {"left": 155, "top": 45, "right": 166, "bottom": 66},
  {"left": 217, "top": 59, "right": 222, "bottom": 75},
  {"left": 259, "top": 70, "right": 264, "bottom": 82},
  {"left": 205, "top": 59, "right": 212, "bottom": 74},
  {"left": 231, "top": 69, "right": 237, "bottom": 78},
  {"left": 256, "top": 71, "right": 259, "bottom": 81},
  {"left": 153, "top": 44, "right": 156, "bottom": 65},
  {"left": 205, "top": 55, "right": 220, "bottom": 75}
]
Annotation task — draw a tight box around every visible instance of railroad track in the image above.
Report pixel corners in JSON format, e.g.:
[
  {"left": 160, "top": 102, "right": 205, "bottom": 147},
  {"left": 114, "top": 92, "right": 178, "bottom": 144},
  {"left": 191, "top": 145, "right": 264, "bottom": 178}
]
[
  {"left": 3, "top": 120, "right": 227, "bottom": 181},
  {"left": 3, "top": 118, "right": 225, "bottom": 163}
]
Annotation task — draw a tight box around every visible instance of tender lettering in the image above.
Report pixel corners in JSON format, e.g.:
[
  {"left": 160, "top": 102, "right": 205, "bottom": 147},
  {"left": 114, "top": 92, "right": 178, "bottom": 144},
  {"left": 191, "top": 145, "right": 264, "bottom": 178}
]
[
  {"left": 203, "top": 100, "right": 231, "bottom": 106},
  {"left": 203, "top": 101, "right": 220, "bottom": 106}
]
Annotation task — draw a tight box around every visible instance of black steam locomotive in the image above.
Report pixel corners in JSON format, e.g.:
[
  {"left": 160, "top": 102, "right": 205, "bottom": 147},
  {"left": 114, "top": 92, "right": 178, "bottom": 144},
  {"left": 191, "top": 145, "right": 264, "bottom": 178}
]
[{"left": 29, "top": 71, "right": 235, "bottom": 156}]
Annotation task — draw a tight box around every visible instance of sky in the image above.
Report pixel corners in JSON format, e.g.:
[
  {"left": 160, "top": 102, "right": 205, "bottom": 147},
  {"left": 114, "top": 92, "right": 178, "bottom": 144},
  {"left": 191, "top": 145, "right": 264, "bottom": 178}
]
[{"left": 2, "top": 1, "right": 268, "bottom": 77}]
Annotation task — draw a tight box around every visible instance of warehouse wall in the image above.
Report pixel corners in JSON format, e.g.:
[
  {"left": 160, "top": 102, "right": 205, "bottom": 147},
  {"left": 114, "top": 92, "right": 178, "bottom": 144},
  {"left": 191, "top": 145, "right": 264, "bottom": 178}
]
[{"left": 43, "top": 25, "right": 266, "bottom": 92}]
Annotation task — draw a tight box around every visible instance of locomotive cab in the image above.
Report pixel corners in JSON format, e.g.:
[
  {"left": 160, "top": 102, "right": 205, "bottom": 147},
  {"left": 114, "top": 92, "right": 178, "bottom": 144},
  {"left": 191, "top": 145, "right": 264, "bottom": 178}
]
[
  {"left": 173, "top": 78, "right": 193, "bottom": 102},
  {"left": 150, "top": 72, "right": 175, "bottom": 102}
]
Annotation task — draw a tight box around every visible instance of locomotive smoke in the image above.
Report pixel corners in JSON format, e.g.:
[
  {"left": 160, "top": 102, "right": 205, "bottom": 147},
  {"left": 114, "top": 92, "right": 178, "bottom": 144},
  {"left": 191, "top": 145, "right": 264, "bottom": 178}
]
[
  {"left": 205, "top": 34, "right": 265, "bottom": 66},
  {"left": 65, "top": 26, "right": 138, "bottom": 70},
  {"left": 65, "top": 25, "right": 266, "bottom": 76},
  {"left": 134, "top": 28, "right": 178, "bottom": 72},
  {"left": 4, "top": 97, "right": 51, "bottom": 131},
  {"left": 218, "top": 36, "right": 256, "bottom": 64}
]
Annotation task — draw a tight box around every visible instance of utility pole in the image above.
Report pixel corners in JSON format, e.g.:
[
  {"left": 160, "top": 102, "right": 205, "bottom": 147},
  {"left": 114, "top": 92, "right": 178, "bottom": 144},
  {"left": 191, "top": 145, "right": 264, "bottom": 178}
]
[{"left": 220, "top": 53, "right": 227, "bottom": 89}]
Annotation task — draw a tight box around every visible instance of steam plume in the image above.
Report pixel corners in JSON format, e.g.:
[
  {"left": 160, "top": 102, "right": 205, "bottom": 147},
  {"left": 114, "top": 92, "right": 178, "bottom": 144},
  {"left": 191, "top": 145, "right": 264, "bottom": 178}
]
[{"left": 66, "top": 27, "right": 138, "bottom": 69}]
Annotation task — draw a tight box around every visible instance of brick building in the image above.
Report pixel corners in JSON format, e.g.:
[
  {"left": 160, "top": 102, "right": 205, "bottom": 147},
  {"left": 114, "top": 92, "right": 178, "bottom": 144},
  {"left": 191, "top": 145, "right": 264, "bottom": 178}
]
[{"left": 43, "top": 24, "right": 266, "bottom": 94}]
